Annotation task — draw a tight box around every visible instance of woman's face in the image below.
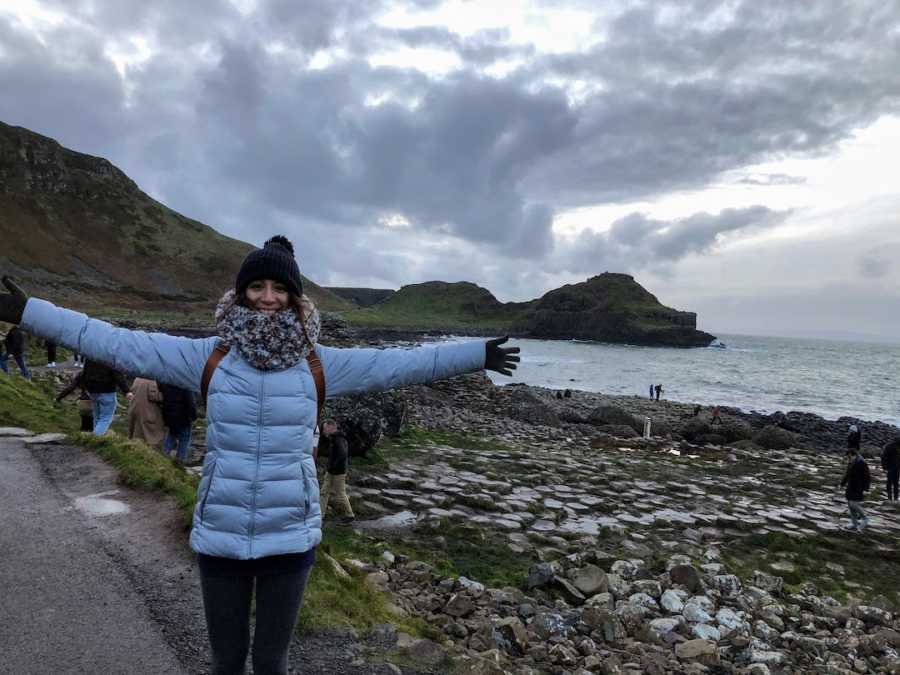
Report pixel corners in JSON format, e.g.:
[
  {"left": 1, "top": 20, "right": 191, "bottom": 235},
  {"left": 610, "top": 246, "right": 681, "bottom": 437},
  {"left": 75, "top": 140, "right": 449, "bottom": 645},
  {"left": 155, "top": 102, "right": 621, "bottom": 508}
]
[{"left": 245, "top": 279, "right": 289, "bottom": 315}]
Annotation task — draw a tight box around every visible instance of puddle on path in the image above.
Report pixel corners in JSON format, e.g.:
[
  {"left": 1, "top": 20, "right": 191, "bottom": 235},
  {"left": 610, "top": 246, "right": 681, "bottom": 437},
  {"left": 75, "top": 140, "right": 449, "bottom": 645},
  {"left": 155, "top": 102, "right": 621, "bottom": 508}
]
[{"left": 74, "top": 490, "right": 131, "bottom": 517}]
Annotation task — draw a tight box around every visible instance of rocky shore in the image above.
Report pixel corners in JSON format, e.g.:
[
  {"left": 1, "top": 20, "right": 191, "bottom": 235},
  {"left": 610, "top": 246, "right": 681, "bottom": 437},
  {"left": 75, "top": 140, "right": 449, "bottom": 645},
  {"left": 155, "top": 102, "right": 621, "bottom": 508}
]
[{"left": 319, "top": 371, "right": 900, "bottom": 674}]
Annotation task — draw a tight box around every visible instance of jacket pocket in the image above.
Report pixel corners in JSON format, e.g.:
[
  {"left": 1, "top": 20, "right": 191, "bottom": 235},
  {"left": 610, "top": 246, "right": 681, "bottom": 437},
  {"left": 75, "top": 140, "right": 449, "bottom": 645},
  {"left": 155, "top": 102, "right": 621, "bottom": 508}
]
[{"left": 199, "top": 459, "right": 217, "bottom": 525}]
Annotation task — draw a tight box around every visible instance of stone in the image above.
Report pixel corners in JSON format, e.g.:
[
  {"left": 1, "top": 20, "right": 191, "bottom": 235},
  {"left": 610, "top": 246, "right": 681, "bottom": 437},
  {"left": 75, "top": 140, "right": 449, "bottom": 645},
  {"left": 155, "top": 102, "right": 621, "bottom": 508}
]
[
  {"left": 683, "top": 602, "right": 713, "bottom": 624},
  {"left": 661, "top": 589, "right": 686, "bottom": 614},
  {"left": 716, "top": 607, "right": 748, "bottom": 637},
  {"left": 669, "top": 564, "right": 703, "bottom": 593},
  {"left": 365, "top": 571, "right": 390, "bottom": 590},
  {"left": 527, "top": 562, "right": 558, "bottom": 589},
  {"left": 581, "top": 607, "right": 626, "bottom": 643},
  {"left": 712, "top": 574, "right": 742, "bottom": 595},
  {"left": 530, "top": 611, "right": 568, "bottom": 640},
  {"left": 691, "top": 623, "right": 721, "bottom": 641},
  {"left": 749, "top": 650, "right": 785, "bottom": 666},
  {"left": 852, "top": 605, "right": 892, "bottom": 626},
  {"left": 749, "top": 570, "right": 784, "bottom": 595},
  {"left": 610, "top": 560, "right": 641, "bottom": 580},
  {"left": 632, "top": 579, "right": 662, "bottom": 599},
  {"left": 381, "top": 550, "right": 396, "bottom": 566},
  {"left": 458, "top": 576, "right": 486, "bottom": 597},
  {"left": 496, "top": 617, "right": 529, "bottom": 655},
  {"left": 675, "top": 639, "right": 719, "bottom": 665},
  {"left": 585, "top": 592, "right": 615, "bottom": 611},
  {"left": 24, "top": 433, "right": 67, "bottom": 445},
  {"left": 571, "top": 565, "right": 609, "bottom": 596},
  {"left": 444, "top": 593, "right": 476, "bottom": 618},
  {"left": 404, "top": 637, "right": 447, "bottom": 666},
  {"left": 627, "top": 592, "right": 659, "bottom": 611},
  {"left": 647, "top": 617, "right": 684, "bottom": 645},
  {"left": 606, "top": 574, "right": 632, "bottom": 599},
  {"left": 0, "top": 427, "right": 33, "bottom": 437},
  {"left": 319, "top": 552, "right": 351, "bottom": 580},
  {"left": 556, "top": 578, "right": 587, "bottom": 605}
]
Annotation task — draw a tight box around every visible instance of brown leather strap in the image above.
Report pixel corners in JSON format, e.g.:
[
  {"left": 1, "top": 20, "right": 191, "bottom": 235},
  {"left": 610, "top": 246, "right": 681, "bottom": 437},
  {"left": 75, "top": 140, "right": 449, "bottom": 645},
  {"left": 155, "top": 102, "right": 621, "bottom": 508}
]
[{"left": 201, "top": 343, "right": 230, "bottom": 407}]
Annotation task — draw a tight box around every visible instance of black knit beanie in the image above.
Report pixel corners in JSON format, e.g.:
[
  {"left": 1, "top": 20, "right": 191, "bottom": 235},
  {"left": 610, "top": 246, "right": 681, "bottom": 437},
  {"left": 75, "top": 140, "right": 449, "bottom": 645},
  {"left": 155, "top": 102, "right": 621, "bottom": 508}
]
[{"left": 235, "top": 235, "right": 303, "bottom": 297}]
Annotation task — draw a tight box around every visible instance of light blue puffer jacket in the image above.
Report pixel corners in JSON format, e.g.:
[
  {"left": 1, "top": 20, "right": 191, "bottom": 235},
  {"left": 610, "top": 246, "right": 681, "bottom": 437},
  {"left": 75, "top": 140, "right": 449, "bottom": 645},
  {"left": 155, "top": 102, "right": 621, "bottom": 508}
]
[{"left": 22, "top": 298, "right": 486, "bottom": 559}]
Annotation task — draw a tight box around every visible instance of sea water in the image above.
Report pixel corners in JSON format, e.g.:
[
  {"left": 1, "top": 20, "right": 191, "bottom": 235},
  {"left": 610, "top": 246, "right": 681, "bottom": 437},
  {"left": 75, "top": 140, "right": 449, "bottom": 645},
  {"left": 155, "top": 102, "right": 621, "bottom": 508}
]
[{"left": 472, "top": 334, "right": 900, "bottom": 426}]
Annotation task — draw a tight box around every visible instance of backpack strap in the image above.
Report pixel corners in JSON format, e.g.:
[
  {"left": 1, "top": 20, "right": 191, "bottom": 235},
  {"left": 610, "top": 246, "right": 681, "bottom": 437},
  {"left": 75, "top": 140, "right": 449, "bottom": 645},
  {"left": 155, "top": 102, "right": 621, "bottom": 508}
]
[{"left": 201, "top": 343, "right": 230, "bottom": 407}]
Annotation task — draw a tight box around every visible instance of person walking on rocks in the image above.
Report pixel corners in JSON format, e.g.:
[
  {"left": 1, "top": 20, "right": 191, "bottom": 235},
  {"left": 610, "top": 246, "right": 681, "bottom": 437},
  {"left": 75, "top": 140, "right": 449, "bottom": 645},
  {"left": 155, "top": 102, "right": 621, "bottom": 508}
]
[
  {"left": 2, "top": 325, "right": 30, "bottom": 379},
  {"left": 128, "top": 377, "right": 167, "bottom": 450},
  {"left": 711, "top": 406, "right": 722, "bottom": 425},
  {"left": 0, "top": 235, "right": 520, "bottom": 675},
  {"left": 55, "top": 372, "right": 95, "bottom": 432},
  {"left": 881, "top": 439, "right": 900, "bottom": 501},
  {"left": 159, "top": 382, "right": 197, "bottom": 463},
  {"left": 649, "top": 384, "right": 654, "bottom": 399},
  {"left": 847, "top": 424, "right": 861, "bottom": 452},
  {"left": 80, "top": 359, "right": 132, "bottom": 435},
  {"left": 840, "top": 447, "right": 872, "bottom": 532},
  {"left": 318, "top": 419, "right": 354, "bottom": 523},
  {"left": 655, "top": 383, "right": 663, "bottom": 401},
  {"left": 46, "top": 339, "right": 57, "bottom": 367}
]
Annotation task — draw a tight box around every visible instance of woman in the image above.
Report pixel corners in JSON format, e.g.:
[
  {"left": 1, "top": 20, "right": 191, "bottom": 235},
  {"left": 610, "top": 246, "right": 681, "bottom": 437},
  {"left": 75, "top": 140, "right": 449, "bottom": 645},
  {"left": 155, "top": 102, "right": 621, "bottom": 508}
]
[
  {"left": 0, "top": 236, "right": 519, "bottom": 674},
  {"left": 127, "top": 377, "right": 167, "bottom": 450}
]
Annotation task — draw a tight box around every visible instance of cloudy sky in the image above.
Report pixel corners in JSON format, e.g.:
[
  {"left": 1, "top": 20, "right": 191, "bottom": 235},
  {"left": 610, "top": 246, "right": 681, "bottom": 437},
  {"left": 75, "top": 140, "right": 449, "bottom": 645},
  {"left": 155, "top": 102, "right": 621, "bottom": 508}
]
[{"left": 3, "top": 1, "right": 900, "bottom": 340}]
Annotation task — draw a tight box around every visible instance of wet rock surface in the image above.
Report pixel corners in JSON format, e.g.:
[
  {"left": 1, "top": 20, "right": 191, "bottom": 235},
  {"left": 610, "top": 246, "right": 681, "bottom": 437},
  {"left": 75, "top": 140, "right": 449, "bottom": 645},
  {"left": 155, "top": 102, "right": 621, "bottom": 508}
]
[{"left": 337, "top": 373, "right": 900, "bottom": 674}]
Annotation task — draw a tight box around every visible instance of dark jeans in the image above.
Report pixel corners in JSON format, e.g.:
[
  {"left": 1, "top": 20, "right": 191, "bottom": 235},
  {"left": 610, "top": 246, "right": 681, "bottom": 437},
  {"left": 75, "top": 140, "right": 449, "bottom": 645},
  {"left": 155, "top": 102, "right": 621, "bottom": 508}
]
[
  {"left": 199, "top": 566, "right": 312, "bottom": 675},
  {"left": 887, "top": 468, "right": 900, "bottom": 501}
]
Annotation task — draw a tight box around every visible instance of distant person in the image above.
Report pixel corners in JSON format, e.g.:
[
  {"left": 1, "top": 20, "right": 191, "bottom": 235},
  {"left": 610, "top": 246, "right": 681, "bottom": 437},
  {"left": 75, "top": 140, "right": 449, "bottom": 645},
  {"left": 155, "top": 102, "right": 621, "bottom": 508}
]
[
  {"left": 128, "top": 377, "right": 167, "bottom": 450},
  {"left": 847, "top": 424, "right": 861, "bottom": 452},
  {"left": 882, "top": 439, "right": 900, "bottom": 502},
  {"left": 564, "top": 388, "right": 572, "bottom": 399},
  {"left": 693, "top": 404, "right": 701, "bottom": 417},
  {"left": 55, "top": 373, "right": 95, "bottom": 432},
  {"left": 73, "top": 352, "right": 84, "bottom": 367},
  {"left": 318, "top": 419, "right": 354, "bottom": 523},
  {"left": 840, "top": 447, "right": 871, "bottom": 532},
  {"left": 649, "top": 384, "right": 654, "bottom": 399},
  {"left": 711, "top": 406, "right": 722, "bottom": 425},
  {"left": 46, "top": 339, "right": 57, "bottom": 367},
  {"left": 3, "top": 325, "right": 30, "bottom": 379},
  {"left": 655, "top": 383, "right": 662, "bottom": 401},
  {"left": 158, "top": 382, "right": 197, "bottom": 463},
  {"left": 81, "top": 359, "right": 132, "bottom": 435}
]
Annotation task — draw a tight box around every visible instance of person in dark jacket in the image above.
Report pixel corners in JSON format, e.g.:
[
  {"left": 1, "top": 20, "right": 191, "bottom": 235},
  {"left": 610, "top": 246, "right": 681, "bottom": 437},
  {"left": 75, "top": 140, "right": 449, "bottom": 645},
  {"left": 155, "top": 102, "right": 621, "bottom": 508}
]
[
  {"left": 80, "top": 359, "right": 132, "bottom": 435},
  {"left": 847, "top": 424, "right": 861, "bottom": 451},
  {"left": 56, "top": 373, "right": 95, "bottom": 432},
  {"left": 2, "top": 325, "right": 30, "bottom": 379},
  {"left": 318, "top": 419, "right": 353, "bottom": 523},
  {"left": 158, "top": 382, "right": 197, "bottom": 463},
  {"left": 840, "top": 447, "right": 871, "bottom": 531},
  {"left": 46, "top": 339, "right": 57, "bottom": 367},
  {"left": 881, "top": 439, "right": 900, "bottom": 501},
  {"left": 655, "top": 383, "right": 663, "bottom": 401}
]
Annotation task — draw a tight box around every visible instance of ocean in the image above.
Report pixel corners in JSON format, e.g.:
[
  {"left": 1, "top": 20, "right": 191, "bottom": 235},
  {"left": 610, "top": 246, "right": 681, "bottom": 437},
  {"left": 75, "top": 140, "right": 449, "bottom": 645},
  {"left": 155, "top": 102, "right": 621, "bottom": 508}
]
[{"left": 476, "top": 334, "right": 900, "bottom": 426}]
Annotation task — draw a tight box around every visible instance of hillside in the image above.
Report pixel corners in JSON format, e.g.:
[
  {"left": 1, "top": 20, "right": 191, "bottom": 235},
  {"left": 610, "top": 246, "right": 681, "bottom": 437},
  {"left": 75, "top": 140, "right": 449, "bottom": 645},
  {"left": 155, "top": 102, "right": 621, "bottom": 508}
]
[
  {"left": 344, "top": 275, "right": 714, "bottom": 347},
  {"left": 326, "top": 287, "right": 395, "bottom": 307},
  {"left": 0, "top": 121, "right": 350, "bottom": 319}
]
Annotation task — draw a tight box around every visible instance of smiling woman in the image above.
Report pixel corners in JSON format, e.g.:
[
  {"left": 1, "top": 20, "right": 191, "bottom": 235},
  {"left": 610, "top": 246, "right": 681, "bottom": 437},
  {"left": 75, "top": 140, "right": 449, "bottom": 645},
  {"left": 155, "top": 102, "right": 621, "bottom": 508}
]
[{"left": 0, "top": 234, "right": 520, "bottom": 675}]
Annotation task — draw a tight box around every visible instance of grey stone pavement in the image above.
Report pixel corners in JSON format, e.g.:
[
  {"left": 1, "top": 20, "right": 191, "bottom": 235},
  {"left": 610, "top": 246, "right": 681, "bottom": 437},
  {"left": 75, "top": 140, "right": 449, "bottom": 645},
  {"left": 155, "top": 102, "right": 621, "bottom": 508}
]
[{"left": 0, "top": 436, "right": 185, "bottom": 674}]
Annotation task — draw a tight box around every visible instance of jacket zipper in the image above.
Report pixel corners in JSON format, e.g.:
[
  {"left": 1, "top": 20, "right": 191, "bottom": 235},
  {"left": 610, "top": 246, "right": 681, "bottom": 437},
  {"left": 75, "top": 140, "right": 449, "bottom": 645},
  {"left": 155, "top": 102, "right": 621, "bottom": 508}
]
[
  {"left": 248, "top": 372, "right": 265, "bottom": 558},
  {"left": 199, "top": 459, "right": 216, "bottom": 525}
]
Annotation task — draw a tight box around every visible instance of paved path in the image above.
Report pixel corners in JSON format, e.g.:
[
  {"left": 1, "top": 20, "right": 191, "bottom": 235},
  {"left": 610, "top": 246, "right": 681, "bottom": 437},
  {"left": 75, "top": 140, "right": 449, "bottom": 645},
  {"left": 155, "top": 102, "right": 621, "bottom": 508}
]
[{"left": 0, "top": 436, "right": 185, "bottom": 674}]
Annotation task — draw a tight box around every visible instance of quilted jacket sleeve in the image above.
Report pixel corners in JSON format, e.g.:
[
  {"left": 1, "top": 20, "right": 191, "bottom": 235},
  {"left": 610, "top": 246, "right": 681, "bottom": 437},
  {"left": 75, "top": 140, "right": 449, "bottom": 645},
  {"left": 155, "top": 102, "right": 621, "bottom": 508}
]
[
  {"left": 21, "top": 298, "right": 217, "bottom": 392},
  {"left": 316, "top": 340, "right": 486, "bottom": 399}
]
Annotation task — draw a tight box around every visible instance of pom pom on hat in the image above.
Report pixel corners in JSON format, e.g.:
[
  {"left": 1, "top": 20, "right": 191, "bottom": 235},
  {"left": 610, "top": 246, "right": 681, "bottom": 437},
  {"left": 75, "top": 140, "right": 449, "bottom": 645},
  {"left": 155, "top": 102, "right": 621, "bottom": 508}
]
[{"left": 235, "top": 234, "right": 303, "bottom": 296}]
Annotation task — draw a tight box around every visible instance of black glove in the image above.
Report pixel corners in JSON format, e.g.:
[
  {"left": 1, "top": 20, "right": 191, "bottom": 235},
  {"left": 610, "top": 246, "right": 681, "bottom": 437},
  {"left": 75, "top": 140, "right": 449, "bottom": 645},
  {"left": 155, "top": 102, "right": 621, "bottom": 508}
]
[
  {"left": 485, "top": 336, "right": 520, "bottom": 376},
  {"left": 0, "top": 277, "right": 27, "bottom": 325}
]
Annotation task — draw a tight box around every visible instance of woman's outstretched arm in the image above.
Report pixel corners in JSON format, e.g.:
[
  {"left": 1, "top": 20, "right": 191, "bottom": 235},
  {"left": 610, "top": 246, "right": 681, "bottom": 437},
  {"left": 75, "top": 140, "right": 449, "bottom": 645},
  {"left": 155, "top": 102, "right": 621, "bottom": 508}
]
[{"left": 19, "top": 297, "right": 217, "bottom": 393}]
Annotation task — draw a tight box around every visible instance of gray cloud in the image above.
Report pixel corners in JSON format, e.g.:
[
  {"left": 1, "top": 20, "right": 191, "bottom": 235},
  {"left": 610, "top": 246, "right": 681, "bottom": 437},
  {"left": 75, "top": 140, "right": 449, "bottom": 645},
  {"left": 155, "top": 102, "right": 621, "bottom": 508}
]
[
  {"left": 557, "top": 206, "right": 791, "bottom": 274},
  {"left": 735, "top": 174, "right": 807, "bottom": 186},
  {"left": 859, "top": 250, "right": 895, "bottom": 280},
  {"left": 2, "top": 0, "right": 900, "bottom": 335}
]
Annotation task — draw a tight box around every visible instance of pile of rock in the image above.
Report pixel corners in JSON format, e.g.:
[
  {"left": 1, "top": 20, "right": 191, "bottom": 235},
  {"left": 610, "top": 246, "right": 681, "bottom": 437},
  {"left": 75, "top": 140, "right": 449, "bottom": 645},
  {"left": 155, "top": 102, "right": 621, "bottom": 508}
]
[{"left": 361, "top": 550, "right": 900, "bottom": 674}]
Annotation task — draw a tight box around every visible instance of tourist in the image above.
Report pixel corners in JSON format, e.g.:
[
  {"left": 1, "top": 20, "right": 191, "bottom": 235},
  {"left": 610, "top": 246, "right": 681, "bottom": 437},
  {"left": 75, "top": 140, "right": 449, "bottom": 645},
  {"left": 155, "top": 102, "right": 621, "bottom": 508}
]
[
  {"left": 693, "top": 404, "right": 702, "bottom": 417},
  {"left": 318, "top": 419, "right": 354, "bottom": 523},
  {"left": 711, "top": 406, "right": 722, "bottom": 425},
  {"left": 80, "top": 359, "right": 132, "bottom": 435},
  {"left": 128, "top": 377, "right": 167, "bottom": 450},
  {"left": 159, "top": 382, "right": 197, "bottom": 463},
  {"left": 3, "top": 324, "right": 30, "bottom": 379},
  {"left": 55, "top": 373, "right": 95, "bottom": 432},
  {"left": 46, "top": 339, "right": 57, "bottom": 367},
  {"left": 0, "top": 235, "right": 519, "bottom": 675},
  {"left": 649, "top": 384, "right": 654, "bottom": 398},
  {"left": 840, "top": 447, "right": 871, "bottom": 532},
  {"left": 73, "top": 351, "right": 84, "bottom": 367},
  {"left": 881, "top": 439, "right": 900, "bottom": 501},
  {"left": 655, "top": 383, "right": 663, "bottom": 401},
  {"left": 847, "top": 424, "right": 861, "bottom": 452}
]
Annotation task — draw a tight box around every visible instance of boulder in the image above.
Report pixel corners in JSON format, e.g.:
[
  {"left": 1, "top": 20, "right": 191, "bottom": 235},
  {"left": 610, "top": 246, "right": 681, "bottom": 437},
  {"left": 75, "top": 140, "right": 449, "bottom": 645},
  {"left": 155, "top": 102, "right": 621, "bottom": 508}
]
[
  {"left": 669, "top": 564, "right": 703, "bottom": 593},
  {"left": 594, "top": 424, "right": 639, "bottom": 439},
  {"left": 571, "top": 565, "right": 609, "bottom": 596},
  {"left": 587, "top": 406, "right": 642, "bottom": 434},
  {"left": 496, "top": 617, "right": 529, "bottom": 655},
  {"left": 675, "top": 639, "right": 719, "bottom": 665},
  {"left": 752, "top": 425, "right": 797, "bottom": 451},
  {"left": 527, "top": 562, "right": 558, "bottom": 589},
  {"left": 444, "top": 593, "right": 476, "bottom": 618}
]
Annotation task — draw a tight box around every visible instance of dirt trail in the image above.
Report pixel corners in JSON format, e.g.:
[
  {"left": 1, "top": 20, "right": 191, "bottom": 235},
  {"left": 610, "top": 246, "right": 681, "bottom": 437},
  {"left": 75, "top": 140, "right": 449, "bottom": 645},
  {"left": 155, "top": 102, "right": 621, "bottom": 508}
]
[{"left": 3, "top": 436, "right": 422, "bottom": 674}]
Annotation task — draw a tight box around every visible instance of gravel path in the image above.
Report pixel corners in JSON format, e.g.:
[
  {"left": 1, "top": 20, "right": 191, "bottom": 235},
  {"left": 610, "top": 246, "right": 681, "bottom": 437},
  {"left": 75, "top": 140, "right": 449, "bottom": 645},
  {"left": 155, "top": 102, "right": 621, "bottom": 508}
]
[{"left": 2, "top": 435, "right": 425, "bottom": 674}]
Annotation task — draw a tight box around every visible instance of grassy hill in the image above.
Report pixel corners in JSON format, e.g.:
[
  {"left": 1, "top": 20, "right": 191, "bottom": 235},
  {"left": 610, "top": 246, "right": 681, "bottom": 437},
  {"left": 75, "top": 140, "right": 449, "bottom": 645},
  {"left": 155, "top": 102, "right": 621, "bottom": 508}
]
[
  {"left": 343, "top": 275, "right": 714, "bottom": 346},
  {"left": 0, "top": 121, "right": 350, "bottom": 322}
]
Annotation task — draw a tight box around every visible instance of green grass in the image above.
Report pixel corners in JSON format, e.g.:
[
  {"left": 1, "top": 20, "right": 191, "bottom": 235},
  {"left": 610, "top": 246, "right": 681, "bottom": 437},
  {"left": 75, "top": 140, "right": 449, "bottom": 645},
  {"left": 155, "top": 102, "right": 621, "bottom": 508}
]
[
  {"left": 724, "top": 531, "right": 900, "bottom": 605},
  {"left": 0, "top": 373, "right": 80, "bottom": 433}
]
